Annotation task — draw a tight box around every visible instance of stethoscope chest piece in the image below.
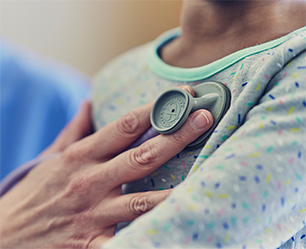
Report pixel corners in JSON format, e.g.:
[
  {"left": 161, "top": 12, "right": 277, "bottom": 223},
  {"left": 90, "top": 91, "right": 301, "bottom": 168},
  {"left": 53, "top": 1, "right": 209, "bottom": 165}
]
[
  {"left": 150, "top": 81, "right": 231, "bottom": 149},
  {"left": 150, "top": 88, "right": 193, "bottom": 134}
]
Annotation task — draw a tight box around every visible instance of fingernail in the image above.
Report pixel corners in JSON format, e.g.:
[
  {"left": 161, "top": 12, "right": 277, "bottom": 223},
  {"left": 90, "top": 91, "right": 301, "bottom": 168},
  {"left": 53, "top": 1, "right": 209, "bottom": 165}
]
[{"left": 191, "top": 112, "right": 210, "bottom": 129}]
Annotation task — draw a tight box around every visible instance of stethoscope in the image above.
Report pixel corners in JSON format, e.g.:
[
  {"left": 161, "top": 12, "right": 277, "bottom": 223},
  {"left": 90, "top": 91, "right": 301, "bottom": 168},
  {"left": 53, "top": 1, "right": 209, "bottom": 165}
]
[{"left": 0, "top": 81, "right": 230, "bottom": 197}]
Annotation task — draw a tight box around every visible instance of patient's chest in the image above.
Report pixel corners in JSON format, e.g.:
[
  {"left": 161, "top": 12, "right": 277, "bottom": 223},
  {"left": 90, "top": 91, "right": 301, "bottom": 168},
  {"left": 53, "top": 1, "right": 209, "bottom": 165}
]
[{"left": 92, "top": 44, "right": 265, "bottom": 194}]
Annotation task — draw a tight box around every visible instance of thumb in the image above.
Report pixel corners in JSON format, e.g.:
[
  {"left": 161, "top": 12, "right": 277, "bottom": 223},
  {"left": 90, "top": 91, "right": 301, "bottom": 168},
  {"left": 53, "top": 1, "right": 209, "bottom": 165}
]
[{"left": 40, "top": 101, "right": 93, "bottom": 156}]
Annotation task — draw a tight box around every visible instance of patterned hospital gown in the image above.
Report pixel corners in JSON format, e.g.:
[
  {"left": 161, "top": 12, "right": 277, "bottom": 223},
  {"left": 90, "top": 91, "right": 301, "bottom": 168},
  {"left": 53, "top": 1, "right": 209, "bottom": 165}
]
[{"left": 92, "top": 27, "right": 306, "bottom": 249}]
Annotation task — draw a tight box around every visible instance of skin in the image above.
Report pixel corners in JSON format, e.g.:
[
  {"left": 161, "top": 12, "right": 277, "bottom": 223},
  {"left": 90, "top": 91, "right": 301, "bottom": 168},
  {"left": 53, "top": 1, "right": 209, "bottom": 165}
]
[
  {"left": 161, "top": 0, "right": 306, "bottom": 68},
  {"left": 0, "top": 86, "right": 213, "bottom": 248}
]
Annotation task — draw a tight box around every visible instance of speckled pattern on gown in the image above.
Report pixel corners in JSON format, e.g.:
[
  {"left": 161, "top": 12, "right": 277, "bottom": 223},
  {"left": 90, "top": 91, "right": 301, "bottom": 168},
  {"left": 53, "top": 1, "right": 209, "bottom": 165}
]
[{"left": 92, "top": 27, "right": 306, "bottom": 249}]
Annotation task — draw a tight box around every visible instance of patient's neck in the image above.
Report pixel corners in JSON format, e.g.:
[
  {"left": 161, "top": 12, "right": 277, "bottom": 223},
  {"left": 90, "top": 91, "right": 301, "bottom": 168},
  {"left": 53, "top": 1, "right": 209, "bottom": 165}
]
[{"left": 161, "top": 0, "right": 306, "bottom": 68}]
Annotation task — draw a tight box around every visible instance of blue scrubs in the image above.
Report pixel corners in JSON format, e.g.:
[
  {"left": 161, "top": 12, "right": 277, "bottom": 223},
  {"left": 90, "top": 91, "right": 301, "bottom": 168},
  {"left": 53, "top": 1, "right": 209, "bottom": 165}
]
[{"left": 0, "top": 40, "right": 91, "bottom": 180}]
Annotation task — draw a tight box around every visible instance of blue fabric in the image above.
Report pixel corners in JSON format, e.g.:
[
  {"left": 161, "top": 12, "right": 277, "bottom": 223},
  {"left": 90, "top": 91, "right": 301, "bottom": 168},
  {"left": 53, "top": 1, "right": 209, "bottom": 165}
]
[{"left": 0, "top": 40, "right": 91, "bottom": 180}]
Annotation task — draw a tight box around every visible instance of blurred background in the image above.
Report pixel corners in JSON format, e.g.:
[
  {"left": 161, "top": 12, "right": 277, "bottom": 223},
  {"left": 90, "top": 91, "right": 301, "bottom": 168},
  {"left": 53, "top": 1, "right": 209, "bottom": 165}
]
[
  {"left": 1, "top": 0, "right": 183, "bottom": 77},
  {"left": 0, "top": 1, "right": 183, "bottom": 180}
]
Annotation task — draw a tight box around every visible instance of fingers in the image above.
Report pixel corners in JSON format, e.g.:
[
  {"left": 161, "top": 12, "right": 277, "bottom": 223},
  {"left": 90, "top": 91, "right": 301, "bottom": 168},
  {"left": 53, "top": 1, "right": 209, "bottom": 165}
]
[
  {"left": 40, "top": 101, "right": 93, "bottom": 157},
  {"left": 178, "top": 85, "right": 194, "bottom": 97},
  {"left": 107, "top": 109, "right": 213, "bottom": 187},
  {"left": 99, "top": 189, "right": 172, "bottom": 226},
  {"left": 88, "top": 102, "right": 154, "bottom": 160},
  {"left": 89, "top": 235, "right": 113, "bottom": 249},
  {"left": 87, "top": 85, "right": 195, "bottom": 161}
]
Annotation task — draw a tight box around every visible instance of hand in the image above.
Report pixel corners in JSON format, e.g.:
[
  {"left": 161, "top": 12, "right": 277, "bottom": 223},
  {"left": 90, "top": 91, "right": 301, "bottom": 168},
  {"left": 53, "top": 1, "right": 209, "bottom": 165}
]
[{"left": 0, "top": 86, "right": 213, "bottom": 249}]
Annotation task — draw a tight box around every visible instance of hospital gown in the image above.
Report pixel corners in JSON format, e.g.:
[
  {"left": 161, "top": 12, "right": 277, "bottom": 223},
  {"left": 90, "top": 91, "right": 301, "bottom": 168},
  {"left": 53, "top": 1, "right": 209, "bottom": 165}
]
[{"left": 92, "top": 27, "right": 306, "bottom": 249}]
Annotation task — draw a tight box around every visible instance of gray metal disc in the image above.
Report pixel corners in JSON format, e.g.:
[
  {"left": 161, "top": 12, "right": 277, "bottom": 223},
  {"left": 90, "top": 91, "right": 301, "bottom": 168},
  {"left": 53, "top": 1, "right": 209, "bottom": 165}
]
[
  {"left": 187, "top": 81, "right": 231, "bottom": 148},
  {"left": 150, "top": 81, "right": 231, "bottom": 149},
  {"left": 150, "top": 89, "right": 193, "bottom": 134}
]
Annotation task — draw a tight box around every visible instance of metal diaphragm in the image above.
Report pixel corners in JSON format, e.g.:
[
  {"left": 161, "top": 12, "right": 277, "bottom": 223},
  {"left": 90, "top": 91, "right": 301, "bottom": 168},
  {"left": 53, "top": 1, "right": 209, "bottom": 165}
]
[{"left": 150, "top": 81, "right": 231, "bottom": 148}]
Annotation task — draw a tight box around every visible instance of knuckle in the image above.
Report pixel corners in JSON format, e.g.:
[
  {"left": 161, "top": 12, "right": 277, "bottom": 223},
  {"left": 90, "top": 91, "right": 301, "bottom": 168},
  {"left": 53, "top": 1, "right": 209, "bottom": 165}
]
[
  {"left": 62, "top": 143, "right": 86, "bottom": 164},
  {"left": 129, "top": 194, "right": 152, "bottom": 216},
  {"left": 132, "top": 141, "right": 159, "bottom": 166},
  {"left": 118, "top": 111, "right": 140, "bottom": 135},
  {"left": 66, "top": 175, "right": 90, "bottom": 198},
  {"left": 169, "top": 130, "right": 185, "bottom": 147},
  {"left": 63, "top": 173, "right": 106, "bottom": 213}
]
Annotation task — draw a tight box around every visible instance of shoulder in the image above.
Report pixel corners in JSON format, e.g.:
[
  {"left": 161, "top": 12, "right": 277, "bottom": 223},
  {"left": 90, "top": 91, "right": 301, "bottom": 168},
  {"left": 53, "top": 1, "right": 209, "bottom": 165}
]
[
  {"left": 92, "top": 27, "right": 181, "bottom": 83},
  {"left": 93, "top": 42, "right": 153, "bottom": 83}
]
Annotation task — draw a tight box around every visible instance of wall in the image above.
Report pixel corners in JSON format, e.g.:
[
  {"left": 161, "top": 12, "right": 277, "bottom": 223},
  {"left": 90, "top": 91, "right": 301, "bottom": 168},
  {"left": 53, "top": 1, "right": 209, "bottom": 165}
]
[{"left": 0, "top": 1, "right": 183, "bottom": 76}]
